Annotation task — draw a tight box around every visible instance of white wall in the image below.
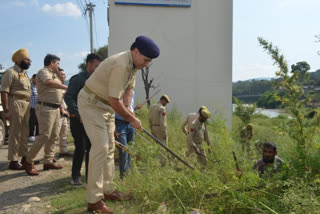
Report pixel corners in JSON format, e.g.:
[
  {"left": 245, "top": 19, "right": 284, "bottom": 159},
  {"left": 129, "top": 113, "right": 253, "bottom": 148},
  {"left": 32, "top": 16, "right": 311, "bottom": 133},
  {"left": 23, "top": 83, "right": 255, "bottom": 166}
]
[{"left": 108, "top": 0, "right": 233, "bottom": 127}]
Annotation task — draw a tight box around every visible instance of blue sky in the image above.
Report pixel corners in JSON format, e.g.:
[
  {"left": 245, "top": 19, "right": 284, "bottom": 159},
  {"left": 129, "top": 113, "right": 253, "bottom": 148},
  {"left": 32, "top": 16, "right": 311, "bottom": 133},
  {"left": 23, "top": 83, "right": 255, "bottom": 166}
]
[
  {"left": 0, "top": 0, "right": 319, "bottom": 81},
  {"left": 0, "top": 0, "right": 108, "bottom": 79},
  {"left": 234, "top": 0, "right": 320, "bottom": 81}
]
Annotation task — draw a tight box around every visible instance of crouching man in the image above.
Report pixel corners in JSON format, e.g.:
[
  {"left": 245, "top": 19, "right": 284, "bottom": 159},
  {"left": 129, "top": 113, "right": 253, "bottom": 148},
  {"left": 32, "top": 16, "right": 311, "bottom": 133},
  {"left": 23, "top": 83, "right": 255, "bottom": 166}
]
[{"left": 253, "top": 141, "right": 283, "bottom": 178}]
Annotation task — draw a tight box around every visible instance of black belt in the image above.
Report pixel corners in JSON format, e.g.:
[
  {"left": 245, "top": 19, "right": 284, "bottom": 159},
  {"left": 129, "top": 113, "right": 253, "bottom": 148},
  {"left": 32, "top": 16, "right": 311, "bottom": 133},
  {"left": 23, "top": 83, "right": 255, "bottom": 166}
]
[
  {"left": 115, "top": 118, "right": 129, "bottom": 124},
  {"left": 38, "top": 101, "right": 60, "bottom": 109}
]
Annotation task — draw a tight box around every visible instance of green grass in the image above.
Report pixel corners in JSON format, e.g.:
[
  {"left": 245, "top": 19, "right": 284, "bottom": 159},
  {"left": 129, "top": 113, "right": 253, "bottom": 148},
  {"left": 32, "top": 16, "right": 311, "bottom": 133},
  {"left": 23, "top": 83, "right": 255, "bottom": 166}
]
[{"left": 48, "top": 106, "right": 320, "bottom": 213}]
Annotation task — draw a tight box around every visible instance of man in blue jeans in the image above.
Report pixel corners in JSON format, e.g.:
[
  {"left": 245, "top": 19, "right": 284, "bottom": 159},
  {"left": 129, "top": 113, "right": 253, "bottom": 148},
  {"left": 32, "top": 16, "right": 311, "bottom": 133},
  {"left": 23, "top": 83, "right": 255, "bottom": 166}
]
[{"left": 115, "top": 90, "right": 140, "bottom": 179}]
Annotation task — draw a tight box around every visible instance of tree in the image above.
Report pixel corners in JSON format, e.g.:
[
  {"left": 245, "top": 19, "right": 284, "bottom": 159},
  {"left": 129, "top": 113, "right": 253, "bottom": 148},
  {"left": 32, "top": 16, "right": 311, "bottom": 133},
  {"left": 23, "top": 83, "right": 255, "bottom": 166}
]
[
  {"left": 141, "top": 64, "right": 159, "bottom": 107},
  {"left": 78, "top": 45, "right": 108, "bottom": 72},
  {"left": 233, "top": 97, "right": 256, "bottom": 125},
  {"left": 257, "top": 90, "right": 283, "bottom": 108},
  {"left": 232, "top": 79, "right": 273, "bottom": 96},
  {"left": 315, "top": 34, "right": 320, "bottom": 55},
  {"left": 291, "top": 61, "right": 310, "bottom": 84}
]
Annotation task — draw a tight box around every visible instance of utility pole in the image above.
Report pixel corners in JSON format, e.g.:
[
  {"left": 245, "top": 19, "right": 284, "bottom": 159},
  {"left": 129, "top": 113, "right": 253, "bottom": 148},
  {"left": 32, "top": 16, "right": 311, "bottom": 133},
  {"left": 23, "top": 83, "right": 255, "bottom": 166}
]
[{"left": 85, "top": 2, "right": 96, "bottom": 53}]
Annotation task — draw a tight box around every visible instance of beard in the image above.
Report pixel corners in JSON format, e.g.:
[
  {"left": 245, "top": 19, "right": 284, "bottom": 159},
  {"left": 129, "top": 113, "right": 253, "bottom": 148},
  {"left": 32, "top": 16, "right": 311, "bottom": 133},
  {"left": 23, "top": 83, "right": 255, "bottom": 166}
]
[
  {"left": 19, "top": 61, "right": 31, "bottom": 70},
  {"left": 263, "top": 156, "right": 275, "bottom": 164}
]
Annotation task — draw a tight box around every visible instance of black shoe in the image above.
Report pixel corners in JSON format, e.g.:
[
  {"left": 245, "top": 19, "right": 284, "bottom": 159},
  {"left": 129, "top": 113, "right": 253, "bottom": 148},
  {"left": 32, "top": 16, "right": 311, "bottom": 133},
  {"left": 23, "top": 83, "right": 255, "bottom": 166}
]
[
  {"left": 71, "top": 177, "right": 83, "bottom": 187},
  {"left": 9, "top": 161, "right": 23, "bottom": 170},
  {"left": 58, "top": 152, "right": 73, "bottom": 158}
]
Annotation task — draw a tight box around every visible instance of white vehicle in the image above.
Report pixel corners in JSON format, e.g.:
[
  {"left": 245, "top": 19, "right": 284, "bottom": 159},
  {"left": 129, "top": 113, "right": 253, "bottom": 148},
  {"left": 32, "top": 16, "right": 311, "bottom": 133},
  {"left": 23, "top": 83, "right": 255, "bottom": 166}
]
[{"left": 0, "top": 70, "right": 8, "bottom": 148}]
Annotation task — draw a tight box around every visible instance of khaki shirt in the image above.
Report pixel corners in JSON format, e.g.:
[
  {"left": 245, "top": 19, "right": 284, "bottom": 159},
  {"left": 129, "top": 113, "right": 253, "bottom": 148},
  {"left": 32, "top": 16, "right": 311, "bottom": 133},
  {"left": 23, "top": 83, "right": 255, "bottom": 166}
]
[
  {"left": 85, "top": 50, "right": 137, "bottom": 101},
  {"left": 187, "top": 119, "right": 210, "bottom": 145},
  {"left": 60, "top": 89, "right": 67, "bottom": 110},
  {"left": 149, "top": 102, "right": 167, "bottom": 136},
  {"left": 0, "top": 64, "right": 31, "bottom": 98},
  {"left": 240, "top": 127, "right": 253, "bottom": 142},
  {"left": 37, "top": 67, "right": 63, "bottom": 105},
  {"left": 181, "top": 112, "right": 199, "bottom": 135}
]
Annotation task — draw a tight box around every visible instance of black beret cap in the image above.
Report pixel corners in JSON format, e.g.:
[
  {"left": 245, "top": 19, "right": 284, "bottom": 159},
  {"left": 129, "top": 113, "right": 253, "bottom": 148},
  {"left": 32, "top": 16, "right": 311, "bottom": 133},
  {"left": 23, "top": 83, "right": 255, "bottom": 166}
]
[{"left": 135, "top": 36, "right": 160, "bottom": 59}]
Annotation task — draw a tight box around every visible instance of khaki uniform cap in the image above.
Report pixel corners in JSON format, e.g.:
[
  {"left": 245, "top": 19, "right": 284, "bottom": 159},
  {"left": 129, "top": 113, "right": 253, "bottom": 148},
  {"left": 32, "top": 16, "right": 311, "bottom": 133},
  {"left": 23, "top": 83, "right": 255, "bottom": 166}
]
[
  {"left": 200, "top": 108, "right": 211, "bottom": 119},
  {"left": 161, "top": 94, "right": 170, "bottom": 103},
  {"left": 201, "top": 106, "right": 208, "bottom": 111},
  {"left": 12, "top": 48, "right": 29, "bottom": 64}
]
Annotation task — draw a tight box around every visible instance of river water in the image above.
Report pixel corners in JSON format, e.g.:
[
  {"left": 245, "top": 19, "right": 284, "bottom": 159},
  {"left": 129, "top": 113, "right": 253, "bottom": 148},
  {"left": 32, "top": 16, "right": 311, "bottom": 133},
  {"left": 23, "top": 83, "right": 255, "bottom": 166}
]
[
  {"left": 232, "top": 104, "right": 282, "bottom": 118},
  {"left": 256, "top": 109, "right": 281, "bottom": 118}
]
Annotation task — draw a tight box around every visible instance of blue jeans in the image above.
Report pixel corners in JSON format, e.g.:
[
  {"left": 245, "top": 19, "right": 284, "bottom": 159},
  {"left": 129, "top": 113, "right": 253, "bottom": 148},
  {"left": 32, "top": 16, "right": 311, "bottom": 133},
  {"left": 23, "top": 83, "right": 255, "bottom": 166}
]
[{"left": 115, "top": 119, "right": 135, "bottom": 177}]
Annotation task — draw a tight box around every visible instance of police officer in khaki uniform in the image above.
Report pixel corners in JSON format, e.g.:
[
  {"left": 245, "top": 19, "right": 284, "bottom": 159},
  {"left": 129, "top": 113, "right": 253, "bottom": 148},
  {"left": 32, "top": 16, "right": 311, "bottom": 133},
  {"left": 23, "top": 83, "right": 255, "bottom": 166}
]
[
  {"left": 149, "top": 94, "right": 170, "bottom": 164},
  {"left": 56, "top": 68, "right": 72, "bottom": 157},
  {"left": 240, "top": 123, "right": 253, "bottom": 155},
  {"left": 181, "top": 106, "right": 209, "bottom": 136},
  {"left": 149, "top": 95, "right": 170, "bottom": 141},
  {"left": 23, "top": 54, "right": 68, "bottom": 176},
  {"left": 78, "top": 36, "right": 160, "bottom": 213},
  {"left": 0, "top": 48, "right": 31, "bottom": 170},
  {"left": 186, "top": 108, "right": 212, "bottom": 166}
]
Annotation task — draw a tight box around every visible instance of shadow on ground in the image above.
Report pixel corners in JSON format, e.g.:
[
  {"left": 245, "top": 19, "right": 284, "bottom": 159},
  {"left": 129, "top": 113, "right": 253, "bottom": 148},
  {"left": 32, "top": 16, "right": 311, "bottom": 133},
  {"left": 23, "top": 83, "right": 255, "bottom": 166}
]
[{"left": 0, "top": 175, "right": 72, "bottom": 210}]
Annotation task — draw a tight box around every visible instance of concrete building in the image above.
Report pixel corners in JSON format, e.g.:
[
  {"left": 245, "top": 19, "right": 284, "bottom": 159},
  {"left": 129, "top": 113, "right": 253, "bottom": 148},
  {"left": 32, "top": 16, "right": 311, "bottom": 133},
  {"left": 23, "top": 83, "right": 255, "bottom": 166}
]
[{"left": 108, "top": 0, "right": 233, "bottom": 127}]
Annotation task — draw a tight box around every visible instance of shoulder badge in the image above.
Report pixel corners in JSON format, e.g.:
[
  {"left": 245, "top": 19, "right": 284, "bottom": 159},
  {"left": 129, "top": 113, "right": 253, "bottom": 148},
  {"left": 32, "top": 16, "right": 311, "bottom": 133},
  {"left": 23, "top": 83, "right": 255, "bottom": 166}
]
[
  {"left": 18, "top": 73, "right": 24, "bottom": 79},
  {"left": 162, "top": 112, "right": 166, "bottom": 116}
]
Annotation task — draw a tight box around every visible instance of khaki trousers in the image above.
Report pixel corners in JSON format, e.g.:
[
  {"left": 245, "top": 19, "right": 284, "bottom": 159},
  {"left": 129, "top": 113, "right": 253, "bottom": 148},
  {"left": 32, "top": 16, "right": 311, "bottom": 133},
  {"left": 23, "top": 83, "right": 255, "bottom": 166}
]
[
  {"left": 186, "top": 141, "right": 207, "bottom": 167},
  {"left": 58, "top": 116, "right": 69, "bottom": 153},
  {"left": 78, "top": 89, "right": 115, "bottom": 204},
  {"left": 151, "top": 126, "right": 167, "bottom": 145},
  {"left": 27, "top": 104, "right": 60, "bottom": 164},
  {"left": 7, "top": 98, "right": 30, "bottom": 161},
  {"left": 151, "top": 126, "right": 168, "bottom": 165}
]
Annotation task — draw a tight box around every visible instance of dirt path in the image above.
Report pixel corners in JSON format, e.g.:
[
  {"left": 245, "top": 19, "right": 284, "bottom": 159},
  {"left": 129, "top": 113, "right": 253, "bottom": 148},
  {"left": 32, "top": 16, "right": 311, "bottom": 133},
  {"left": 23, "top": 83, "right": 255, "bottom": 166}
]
[{"left": 0, "top": 142, "right": 74, "bottom": 214}]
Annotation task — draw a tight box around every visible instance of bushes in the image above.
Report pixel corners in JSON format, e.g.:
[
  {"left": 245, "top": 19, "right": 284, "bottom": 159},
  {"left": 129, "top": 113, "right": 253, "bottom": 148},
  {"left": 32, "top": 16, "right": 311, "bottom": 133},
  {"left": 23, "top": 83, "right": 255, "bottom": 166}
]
[
  {"left": 51, "top": 104, "right": 320, "bottom": 213},
  {"left": 108, "top": 102, "right": 319, "bottom": 213},
  {"left": 274, "top": 178, "right": 320, "bottom": 213}
]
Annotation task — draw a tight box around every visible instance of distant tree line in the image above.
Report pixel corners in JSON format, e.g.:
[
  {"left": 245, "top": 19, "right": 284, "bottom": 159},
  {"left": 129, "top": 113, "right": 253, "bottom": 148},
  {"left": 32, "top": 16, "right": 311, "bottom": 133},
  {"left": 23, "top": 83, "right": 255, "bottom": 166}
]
[{"left": 233, "top": 61, "right": 320, "bottom": 108}]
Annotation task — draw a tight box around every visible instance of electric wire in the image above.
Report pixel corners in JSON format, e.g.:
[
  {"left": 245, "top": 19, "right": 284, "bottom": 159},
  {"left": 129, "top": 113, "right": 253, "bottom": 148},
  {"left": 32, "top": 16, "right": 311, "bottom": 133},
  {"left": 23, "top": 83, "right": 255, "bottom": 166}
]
[{"left": 76, "top": 0, "right": 86, "bottom": 14}]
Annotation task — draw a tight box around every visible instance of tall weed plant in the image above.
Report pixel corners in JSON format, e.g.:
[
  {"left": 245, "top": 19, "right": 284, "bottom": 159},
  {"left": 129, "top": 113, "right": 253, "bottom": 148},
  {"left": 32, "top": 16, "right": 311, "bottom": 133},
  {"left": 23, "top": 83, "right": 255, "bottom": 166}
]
[
  {"left": 50, "top": 103, "right": 320, "bottom": 213},
  {"left": 118, "top": 105, "right": 295, "bottom": 213},
  {"left": 258, "top": 37, "right": 320, "bottom": 173}
]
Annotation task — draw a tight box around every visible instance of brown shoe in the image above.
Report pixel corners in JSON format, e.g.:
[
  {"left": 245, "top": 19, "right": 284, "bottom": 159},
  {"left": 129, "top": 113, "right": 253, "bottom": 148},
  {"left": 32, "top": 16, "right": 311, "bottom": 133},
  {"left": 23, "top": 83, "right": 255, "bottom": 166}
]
[
  {"left": 23, "top": 161, "right": 39, "bottom": 176},
  {"left": 104, "top": 191, "right": 133, "bottom": 201},
  {"left": 43, "top": 162, "right": 63, "bottom": 170},
  {"left": 9, "top": 161, "right": 23, "bottom": 170},
  {"left": 87, "top": 200, "right": 113, "bottom": 213}
]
